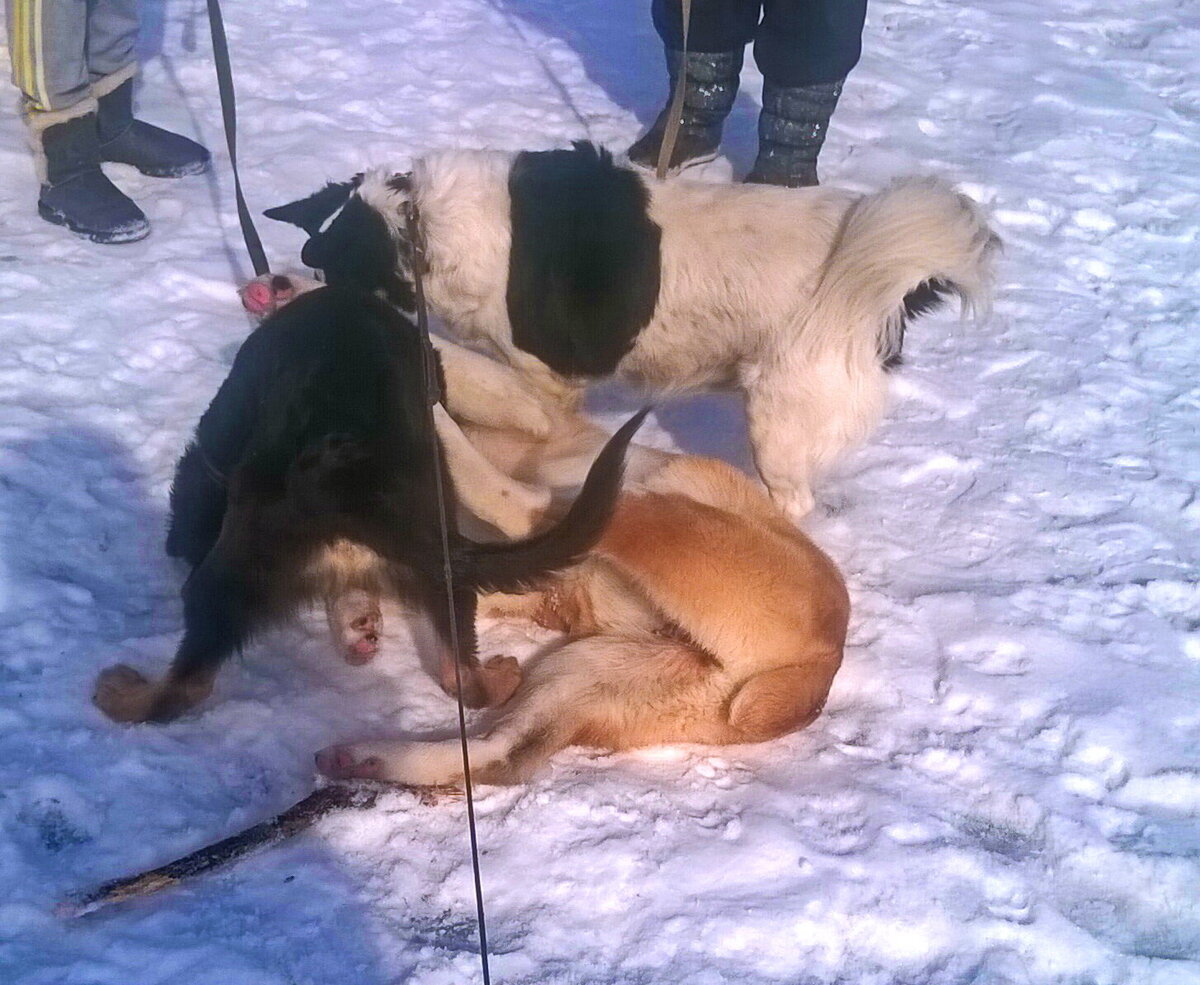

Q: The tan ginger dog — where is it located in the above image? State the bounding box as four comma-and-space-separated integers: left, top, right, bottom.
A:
321, 406, 848, 785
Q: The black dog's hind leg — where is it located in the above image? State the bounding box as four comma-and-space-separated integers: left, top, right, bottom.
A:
94, 542, 260, 722
165, 443, 228, 567
96, 478, 291, 723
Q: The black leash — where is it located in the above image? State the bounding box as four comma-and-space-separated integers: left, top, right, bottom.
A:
197, 0, 267, 482
205, 0, 270, 277
405, 203, 493, 985
203, 4, 491, 979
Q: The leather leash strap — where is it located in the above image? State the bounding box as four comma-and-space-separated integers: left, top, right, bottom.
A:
405, 202, 493, 985
206, 0, 270, 277
655, 0, 693, 180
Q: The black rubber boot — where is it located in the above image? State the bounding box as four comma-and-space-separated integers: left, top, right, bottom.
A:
97, 79, 210, 178
745, 79, 844, 188
628, 48, 743, 174
36, 111, 150, 244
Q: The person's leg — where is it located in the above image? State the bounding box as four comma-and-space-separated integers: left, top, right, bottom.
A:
84, 0, 138, 81
746, 0, 867, 186
6, 0, 148, 242
628, 0, 760, 173
88, 0, 211, 177
651, 0, 760, 53
6, 0, 92, 111
754, 0, 866, 87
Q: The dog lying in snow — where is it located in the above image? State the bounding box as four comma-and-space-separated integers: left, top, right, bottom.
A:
235, 274, 848, 786
308, 361, 850, 786
92, 282, 644, 724
265, 141, 998, 521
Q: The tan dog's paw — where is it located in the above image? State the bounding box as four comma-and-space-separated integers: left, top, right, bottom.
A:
93, 664, 157, 723
439, 654, 522, 708
342, 611, 381, 665
479, 655, 522, 706
315, 744, 386, 780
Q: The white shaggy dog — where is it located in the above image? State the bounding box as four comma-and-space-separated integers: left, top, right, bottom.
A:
266, 143, 998, 520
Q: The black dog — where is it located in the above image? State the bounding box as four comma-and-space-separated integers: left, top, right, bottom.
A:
93, 285, 643, 723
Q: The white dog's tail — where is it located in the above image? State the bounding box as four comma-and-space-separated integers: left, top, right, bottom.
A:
806, 178, 999, 366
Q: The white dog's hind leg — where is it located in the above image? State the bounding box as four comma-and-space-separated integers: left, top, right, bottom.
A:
316, 733, 521, 787
316, 681, 573, 787
745, 353, 888, 522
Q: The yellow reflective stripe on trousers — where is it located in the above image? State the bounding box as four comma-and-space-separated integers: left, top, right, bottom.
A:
11, 0, 50, 110
10, 0, 27, 93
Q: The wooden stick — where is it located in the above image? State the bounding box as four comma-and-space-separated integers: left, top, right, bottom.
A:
58, 781, 455, 918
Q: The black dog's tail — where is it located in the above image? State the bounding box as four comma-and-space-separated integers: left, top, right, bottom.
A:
461, 408, 649, 592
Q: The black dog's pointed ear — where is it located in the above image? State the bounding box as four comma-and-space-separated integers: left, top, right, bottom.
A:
263, 179, 357, 235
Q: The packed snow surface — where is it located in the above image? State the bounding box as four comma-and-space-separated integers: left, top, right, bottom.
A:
1, 0, 1198, 982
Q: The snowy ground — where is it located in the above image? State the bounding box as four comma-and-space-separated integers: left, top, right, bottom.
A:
2, 0, 1199, 982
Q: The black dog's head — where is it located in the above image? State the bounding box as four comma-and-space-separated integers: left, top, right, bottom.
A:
264, 172, 416, 312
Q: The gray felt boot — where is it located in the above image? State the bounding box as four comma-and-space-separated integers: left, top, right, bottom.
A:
628, 48, 743, 174
745, 79, 843, 188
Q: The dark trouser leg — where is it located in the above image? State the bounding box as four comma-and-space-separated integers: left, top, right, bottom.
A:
746, 0, 867, 187
650, 0, 760, 51
753, 0, 866, 86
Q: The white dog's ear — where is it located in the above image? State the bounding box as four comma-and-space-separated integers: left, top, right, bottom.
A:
264, 178, 359, 235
